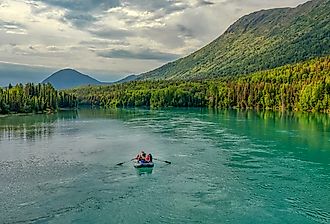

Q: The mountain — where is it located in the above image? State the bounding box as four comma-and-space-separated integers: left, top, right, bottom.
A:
42, 69, 138, 89
113, 75, 138, 84
42, 69, 102, 89
140, 0, 330, 80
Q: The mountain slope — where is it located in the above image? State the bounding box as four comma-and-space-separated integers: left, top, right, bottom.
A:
42, 69, 102, 89
114, 75, 138, 84
140, 0, 330, 80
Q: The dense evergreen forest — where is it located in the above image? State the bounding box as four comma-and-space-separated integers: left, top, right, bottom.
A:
0, 83, 77, 114
68, 57, 330, 113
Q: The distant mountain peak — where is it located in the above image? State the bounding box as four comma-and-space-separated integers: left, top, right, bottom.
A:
42, 69, 101, 89
42, 69, 139, 89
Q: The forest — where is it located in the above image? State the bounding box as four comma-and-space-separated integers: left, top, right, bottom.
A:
0, 83, 77, 114
68, 56, 330, 113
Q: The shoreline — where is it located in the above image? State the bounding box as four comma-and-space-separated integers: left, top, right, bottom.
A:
0, 108, 77, 117
1, 106, 329, 118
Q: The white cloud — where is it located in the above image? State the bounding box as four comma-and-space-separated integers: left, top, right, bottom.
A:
0, 0, 309, 82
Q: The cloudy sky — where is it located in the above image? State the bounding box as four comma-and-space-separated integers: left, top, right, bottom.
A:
0, 0, 309, 85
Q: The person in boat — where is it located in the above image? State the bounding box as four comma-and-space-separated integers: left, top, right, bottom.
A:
145, 153, 153, 163
135, 151, 153, 163
135, 151, 146, 162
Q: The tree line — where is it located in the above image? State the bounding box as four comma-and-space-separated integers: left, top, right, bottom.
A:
0, 83, 77, 114
68, 56, 330, 113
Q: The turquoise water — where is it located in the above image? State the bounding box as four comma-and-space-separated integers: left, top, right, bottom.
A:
0, 108, 330, 224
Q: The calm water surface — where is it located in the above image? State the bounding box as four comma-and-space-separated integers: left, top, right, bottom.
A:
0, 108, 330, 224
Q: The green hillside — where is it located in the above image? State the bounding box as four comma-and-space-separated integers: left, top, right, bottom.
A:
139, 0, 330, 80
68, 56, 330, 113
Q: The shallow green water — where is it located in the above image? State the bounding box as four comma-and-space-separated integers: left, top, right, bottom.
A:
0, 108, 330, 224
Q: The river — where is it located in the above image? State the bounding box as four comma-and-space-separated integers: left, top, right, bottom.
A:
0, 108, 329, 224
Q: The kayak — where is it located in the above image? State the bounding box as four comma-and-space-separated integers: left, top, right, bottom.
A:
134, 161, 154, 168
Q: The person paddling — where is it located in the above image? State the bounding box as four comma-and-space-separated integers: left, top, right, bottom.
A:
117, 152, 158, 166
135, 150, 146, 162
135, 151, 154, 164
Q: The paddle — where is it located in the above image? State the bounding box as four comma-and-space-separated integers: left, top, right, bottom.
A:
154, 158, 171, 164
116, 158, 135, 166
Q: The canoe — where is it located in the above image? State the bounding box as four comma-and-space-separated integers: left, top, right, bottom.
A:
134, 162, 154, 168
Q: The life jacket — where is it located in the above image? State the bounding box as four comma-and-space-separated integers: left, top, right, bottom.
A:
145, 154, 152, 162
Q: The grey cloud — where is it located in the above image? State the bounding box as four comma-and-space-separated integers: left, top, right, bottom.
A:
97, 48, 179, 61
33, 0, 120, 12
197, 0, 215, 6
142, 23, 196, 49
80, 40, 122, 45
124, 0, 189, 14
220, 0, 306, 9
0, 20, 27, 34
177, 25, 194, 38
0, 1, 10, 8
24, 1, 39, 7
61, 12, 97, 28
114, 0, 214, 26
46, 46, 62, 52
144, 0, 216, 13
28, 0, 210, 42
0, 20, 26, 30
89, 27, 133, 39
11, 45, 35, 56
31, 0, 120, 28
80, 39, 129, 48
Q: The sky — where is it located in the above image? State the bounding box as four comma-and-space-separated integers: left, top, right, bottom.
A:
0, 0, 309, 85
